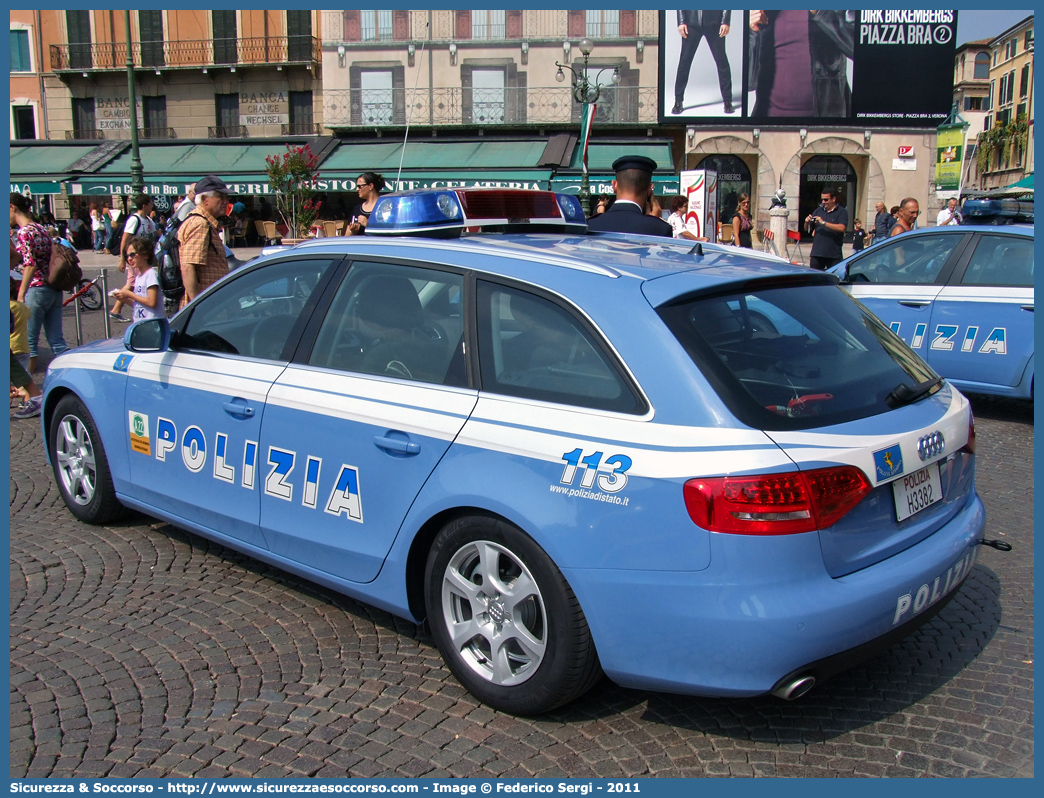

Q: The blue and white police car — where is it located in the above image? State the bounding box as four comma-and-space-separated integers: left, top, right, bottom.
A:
42, 189, 987, 715
830, 223, 1033, 399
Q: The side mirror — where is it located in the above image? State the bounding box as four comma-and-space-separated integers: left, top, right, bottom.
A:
124, 317, 171, 352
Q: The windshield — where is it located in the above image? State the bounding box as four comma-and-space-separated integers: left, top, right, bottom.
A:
657, 283, 939, 430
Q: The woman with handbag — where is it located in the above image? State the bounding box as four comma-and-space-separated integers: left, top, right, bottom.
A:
10, 192, 68, 374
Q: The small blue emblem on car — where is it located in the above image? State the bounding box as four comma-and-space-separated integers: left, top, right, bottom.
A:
873, 445, 904, 481
113, 354, 133, 372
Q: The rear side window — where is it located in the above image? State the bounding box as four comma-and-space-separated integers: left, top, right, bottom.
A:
960, 234, 1033, 286
476, 281, 643, 414
658, 283, 938, 430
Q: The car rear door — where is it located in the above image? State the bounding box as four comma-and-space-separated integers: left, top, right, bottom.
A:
257, 260, 477, 583
122, 255, 339, 549
842, 231, 971, 357
926, 231, 1034, 394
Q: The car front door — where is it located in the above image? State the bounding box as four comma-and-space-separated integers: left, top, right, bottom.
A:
927, 232, 1034, 394
258, 260, 477, 583
842, 231, 971, 358
122, 256, 338, 549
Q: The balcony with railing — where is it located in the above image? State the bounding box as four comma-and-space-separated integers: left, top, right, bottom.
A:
50, 36, 320, 73
324, 86, 657, 128
322, 10, 659, 44
209, 125, 249, 139
281, 122, 323, 136
65, 127, 177, 141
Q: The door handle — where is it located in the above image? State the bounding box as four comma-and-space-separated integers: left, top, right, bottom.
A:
222, 401, 255, 418
374, 435, 421, 456
1021, 305, 1034, 312
898, 300, 931, 308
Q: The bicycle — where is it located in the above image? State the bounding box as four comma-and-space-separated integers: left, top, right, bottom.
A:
62, 274, 104, 312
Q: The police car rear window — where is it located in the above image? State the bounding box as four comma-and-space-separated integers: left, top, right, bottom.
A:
658, 283, 939, 430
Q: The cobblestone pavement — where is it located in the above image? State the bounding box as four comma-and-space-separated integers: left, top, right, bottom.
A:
9, 285, 1034, 778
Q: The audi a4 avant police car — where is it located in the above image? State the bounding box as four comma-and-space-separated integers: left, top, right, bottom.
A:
830, 221, 1033, 400
42, 189, 986, 714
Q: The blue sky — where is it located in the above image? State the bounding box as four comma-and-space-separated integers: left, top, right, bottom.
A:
956, 9, 1033, 45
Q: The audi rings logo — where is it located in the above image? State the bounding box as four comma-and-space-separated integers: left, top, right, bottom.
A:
917, 431, 946, 461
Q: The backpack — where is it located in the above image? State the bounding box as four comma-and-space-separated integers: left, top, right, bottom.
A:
106, 213, 128, 255
47, 240, 83, 292
156, 212, 188, 302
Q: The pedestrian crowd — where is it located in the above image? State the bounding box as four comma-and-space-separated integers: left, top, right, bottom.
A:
10, 164, 948, 420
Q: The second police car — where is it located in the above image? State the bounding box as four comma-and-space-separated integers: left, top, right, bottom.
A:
42, 189, 990, 714
830, 212, 1033, 400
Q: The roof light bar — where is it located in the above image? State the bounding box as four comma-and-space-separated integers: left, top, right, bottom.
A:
366, 189, 588, 238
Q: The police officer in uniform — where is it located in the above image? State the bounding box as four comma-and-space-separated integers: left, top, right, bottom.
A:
587, 156, 673, 238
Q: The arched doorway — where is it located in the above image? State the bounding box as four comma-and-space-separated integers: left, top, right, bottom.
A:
696, 154, 752, 232
799, 155, 856, 239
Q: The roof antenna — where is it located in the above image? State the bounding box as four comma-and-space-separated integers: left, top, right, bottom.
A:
688, 241, 704, 256
396, 23, 430, 189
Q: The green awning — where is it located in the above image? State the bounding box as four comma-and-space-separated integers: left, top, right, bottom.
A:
554, 140, 679, 195
319, 140, 553, 191
1007, 174, 1034, 190
10, 144, 102, 193
567, 141, 675, 173
69, 142, 286, 196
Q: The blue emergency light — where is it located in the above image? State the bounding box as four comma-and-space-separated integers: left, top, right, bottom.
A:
366, 188, 588, 237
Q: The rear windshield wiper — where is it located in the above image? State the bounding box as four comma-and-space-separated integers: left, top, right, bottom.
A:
887, 377, 944, 408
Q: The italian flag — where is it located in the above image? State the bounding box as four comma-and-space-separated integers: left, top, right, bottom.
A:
580, 103, 597, 175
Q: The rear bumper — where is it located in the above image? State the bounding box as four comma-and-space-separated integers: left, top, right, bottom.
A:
564, 493, 986, 697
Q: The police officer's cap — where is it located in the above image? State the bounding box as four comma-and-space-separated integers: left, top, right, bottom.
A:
612, 155, 658, 174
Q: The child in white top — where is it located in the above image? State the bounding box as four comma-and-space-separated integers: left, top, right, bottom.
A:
111, 237, 163, 323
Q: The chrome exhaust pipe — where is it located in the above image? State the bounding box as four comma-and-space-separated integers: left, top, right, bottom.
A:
771, 674, 816, 701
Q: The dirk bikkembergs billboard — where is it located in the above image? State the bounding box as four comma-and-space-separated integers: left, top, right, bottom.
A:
659, 10, 958, 127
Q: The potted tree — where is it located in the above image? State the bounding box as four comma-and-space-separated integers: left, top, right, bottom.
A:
265, 144, 323, 243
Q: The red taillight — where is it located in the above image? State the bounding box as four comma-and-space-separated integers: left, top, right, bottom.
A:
683, 466, 872, 535
965, 412, 976, 454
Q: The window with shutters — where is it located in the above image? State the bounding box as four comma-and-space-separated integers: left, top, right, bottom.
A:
362, 71, 394, 125
289, 91, 314, 134
586, 11, 620, 38
571, 62, 633, 124
287, 11, 312, 62
349, 65, 405, 125
461, 61, 526, 124
472, 69, 506, 123
215, 93, 240, 136
1019, 65, 1029, 98
139, 11, 164, 68
143, 96, 167, 138
72, 98, 96, 138
361, 10, 393, 42
66, 11, 92, 70
344, 11, 406, 42
471, 10, 505, 40
212, 11, 237, 65
11, 28, 32, 72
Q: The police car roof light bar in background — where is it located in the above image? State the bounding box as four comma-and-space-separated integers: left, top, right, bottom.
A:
366, 189, 588, 238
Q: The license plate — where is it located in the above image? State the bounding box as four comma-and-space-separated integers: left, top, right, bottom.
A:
893, 463, 943, 522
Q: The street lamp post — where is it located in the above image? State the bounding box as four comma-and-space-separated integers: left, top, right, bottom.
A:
555, 38, 619, 215
124, 11, 144, 196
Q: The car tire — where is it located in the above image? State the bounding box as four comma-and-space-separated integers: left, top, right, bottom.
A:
48, 395, 126, 525
424, 515, 602, 715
